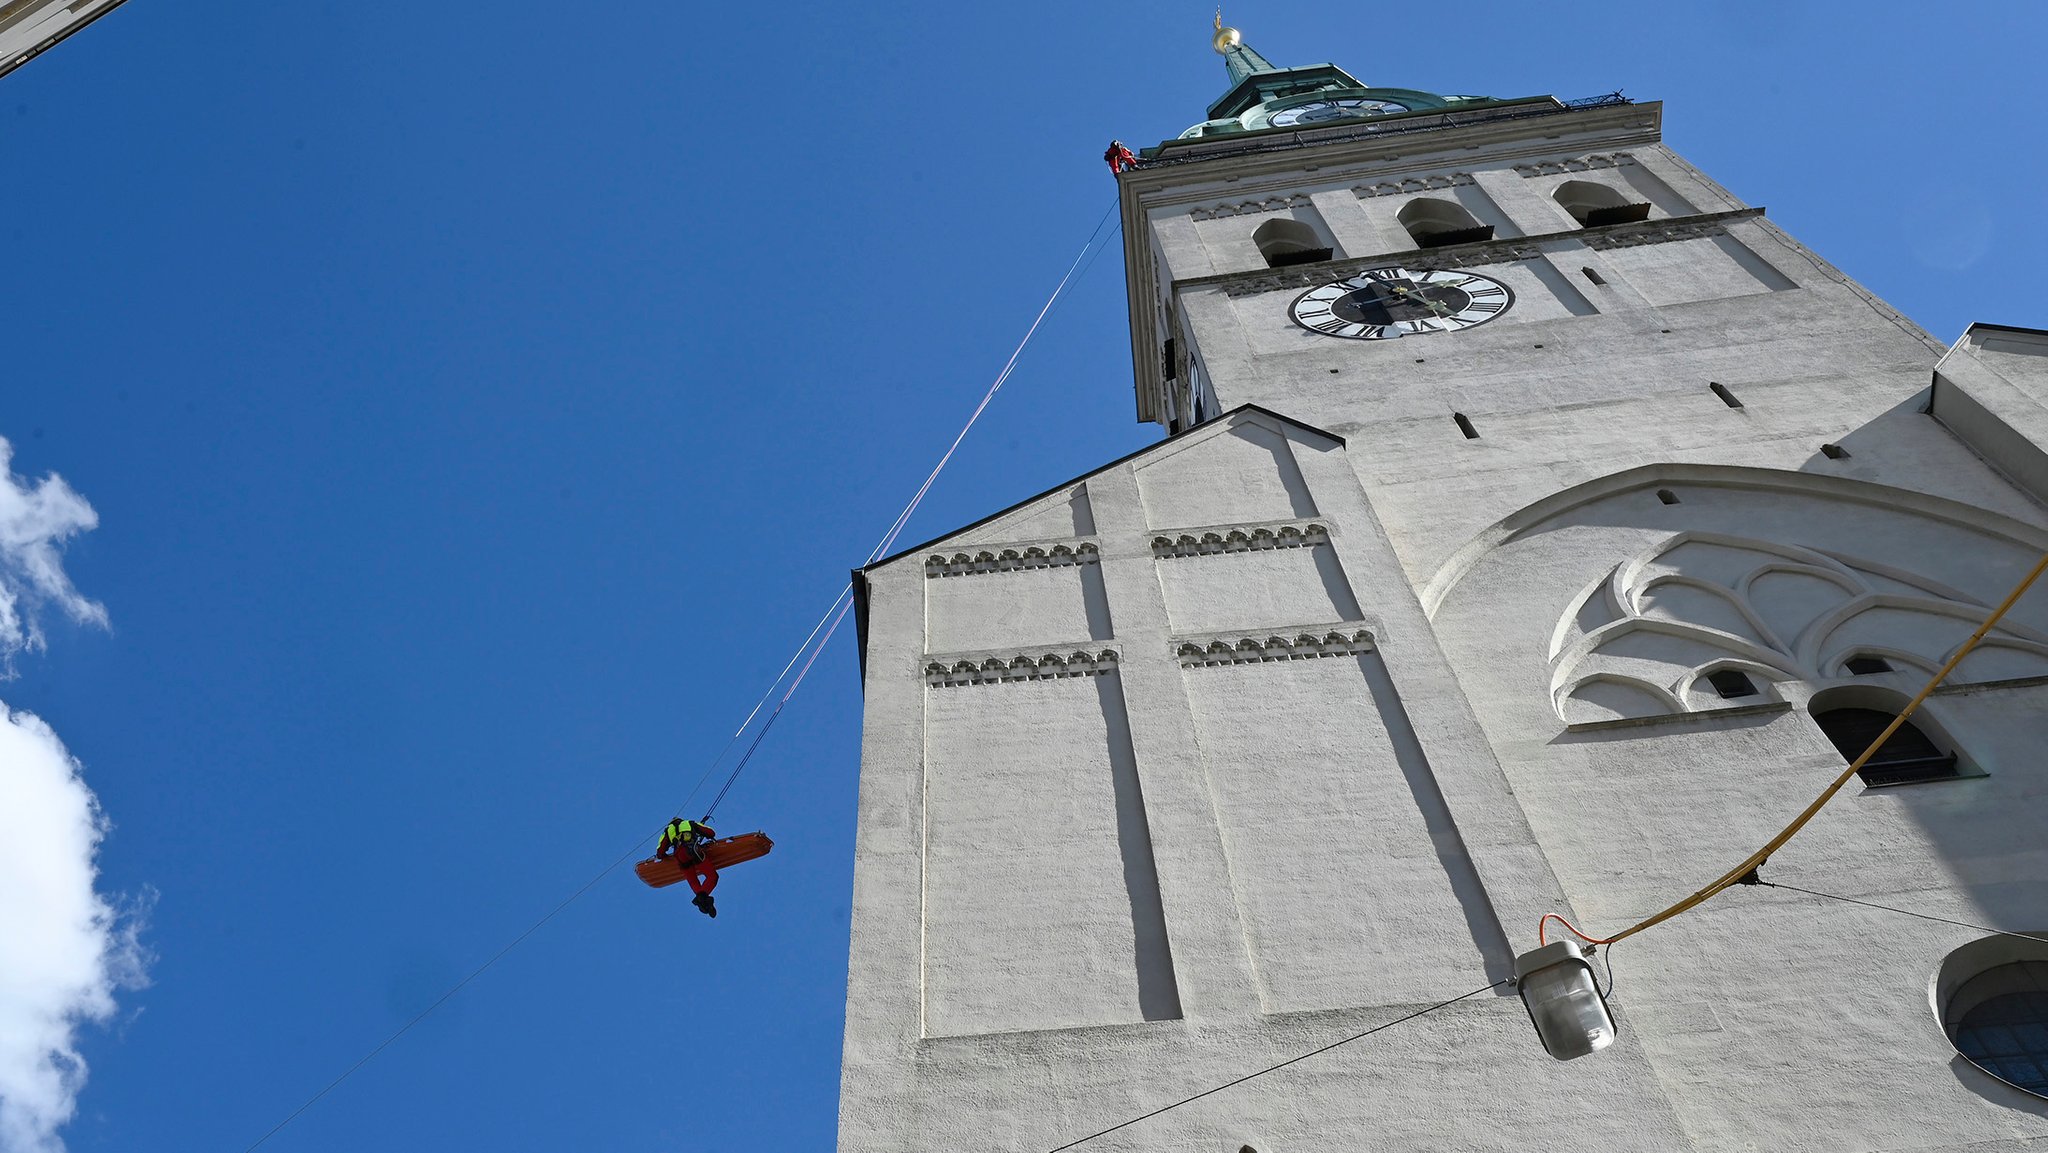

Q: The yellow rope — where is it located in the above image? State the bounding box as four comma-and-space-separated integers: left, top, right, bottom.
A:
1577, 549, 2048, 946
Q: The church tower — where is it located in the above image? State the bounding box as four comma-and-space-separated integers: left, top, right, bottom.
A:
841, 22, 2048, 1152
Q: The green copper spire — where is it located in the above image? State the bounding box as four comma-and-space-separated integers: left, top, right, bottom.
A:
1157, 16, 1504, 145
1212, 12, 1275, 87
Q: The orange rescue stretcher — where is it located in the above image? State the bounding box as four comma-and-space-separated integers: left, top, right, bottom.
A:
634, 831, 775, 889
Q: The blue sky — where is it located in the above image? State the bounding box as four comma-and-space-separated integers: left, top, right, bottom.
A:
1, 2, 2044, 1150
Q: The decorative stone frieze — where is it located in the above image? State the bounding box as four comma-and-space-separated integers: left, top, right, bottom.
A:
1189, 194, 1313, 221
924, 541, 1099, 579
1199, 207, 1764, 297
1354, 173, 1475, 199
1151, 523, 1330, 559
924, 648, 1120, 688
1176, 628, 1375, 668
1512, 152, 1637, 177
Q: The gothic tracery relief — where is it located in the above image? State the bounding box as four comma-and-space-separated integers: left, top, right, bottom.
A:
1548, 532, 2048, 724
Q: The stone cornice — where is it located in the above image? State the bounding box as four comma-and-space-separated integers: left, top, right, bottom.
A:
924, 647, 1119, 688
1121, 101, 1662, 212
924, 541, 1099, 579
1151, 522, 1330, 560
1176, 628, 1375, 668
1563, 699, 1794, 734
1185, 207, 1765, 298
1580, 214, 1744, 250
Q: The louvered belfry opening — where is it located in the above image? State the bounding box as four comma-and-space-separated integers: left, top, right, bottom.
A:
1579, 203, 1654, 227
1814, 707, 1960, 786
1252, 218, 1331, 269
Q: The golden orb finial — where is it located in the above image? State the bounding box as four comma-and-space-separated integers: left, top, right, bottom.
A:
1212, 8, 1241, 54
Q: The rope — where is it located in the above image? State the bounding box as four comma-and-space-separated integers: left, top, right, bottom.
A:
701, 595, 855, 821
861, 194, 1121, 569
670, 584, 855, 822
1752, 881, 2048, 948
1539, 549, 2048, 949
237, 192, 1126, 1151
694, 192, 1122, 821
1042, 980, 1506, 1152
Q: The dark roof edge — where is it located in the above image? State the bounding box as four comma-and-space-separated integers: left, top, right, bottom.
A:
851, 568, 870, 687
861, 403, 1345, 575
1965, 322, 2048, 338
0, 0, 134, 80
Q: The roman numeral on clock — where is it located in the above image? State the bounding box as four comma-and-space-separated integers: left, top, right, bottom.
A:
1293, 268, 1513, 339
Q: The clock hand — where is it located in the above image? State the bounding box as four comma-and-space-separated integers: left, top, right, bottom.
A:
1385, 283, 1455, 317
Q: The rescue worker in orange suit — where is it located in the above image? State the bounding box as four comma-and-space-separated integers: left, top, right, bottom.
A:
1104, 139, 1139, 174
657, 817, 720, 917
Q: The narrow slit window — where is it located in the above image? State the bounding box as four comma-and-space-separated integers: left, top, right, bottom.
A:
1581, 266, 1607, 286
1656, 488, 1679, 505
1821, 443, 1851, 460
1710, 382, 1743, 408
1453, 412, 1479, 439
1708, 670, 1757, 699
1845, 655, 1893, 675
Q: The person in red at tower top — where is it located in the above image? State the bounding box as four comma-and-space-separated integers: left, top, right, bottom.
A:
1104, 140, 1140, 175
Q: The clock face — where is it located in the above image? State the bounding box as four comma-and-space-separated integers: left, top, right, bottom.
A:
1290, 267, 1514, 340
1267, 97, 1409, 127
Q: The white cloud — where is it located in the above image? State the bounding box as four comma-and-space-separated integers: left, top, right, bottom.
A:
0, 437, 144, 1153
0, 438, 106, 675
0, 709, 149, 1153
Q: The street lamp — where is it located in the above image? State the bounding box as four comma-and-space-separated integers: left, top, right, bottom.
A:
1513, 940, 1616, 1060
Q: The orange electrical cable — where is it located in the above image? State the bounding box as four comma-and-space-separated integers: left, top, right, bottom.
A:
1538, 548, 2048, 949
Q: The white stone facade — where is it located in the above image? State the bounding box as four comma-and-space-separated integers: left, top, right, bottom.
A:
840, 96, 2048, 1151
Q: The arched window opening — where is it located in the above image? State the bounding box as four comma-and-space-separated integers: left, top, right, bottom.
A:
1398, 198, 1494, 249
1813, 706, 1958, 786
1656, 488, 1679, 505
1948, 959, 2048, 1097
1253, 218, 1332, 269
1821, 442, 1852, 460
1845, 655, 1893, 675
1553, 179, 1653, 228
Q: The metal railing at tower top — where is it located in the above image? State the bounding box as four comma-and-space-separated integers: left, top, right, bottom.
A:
1135, 92, 1634, 170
